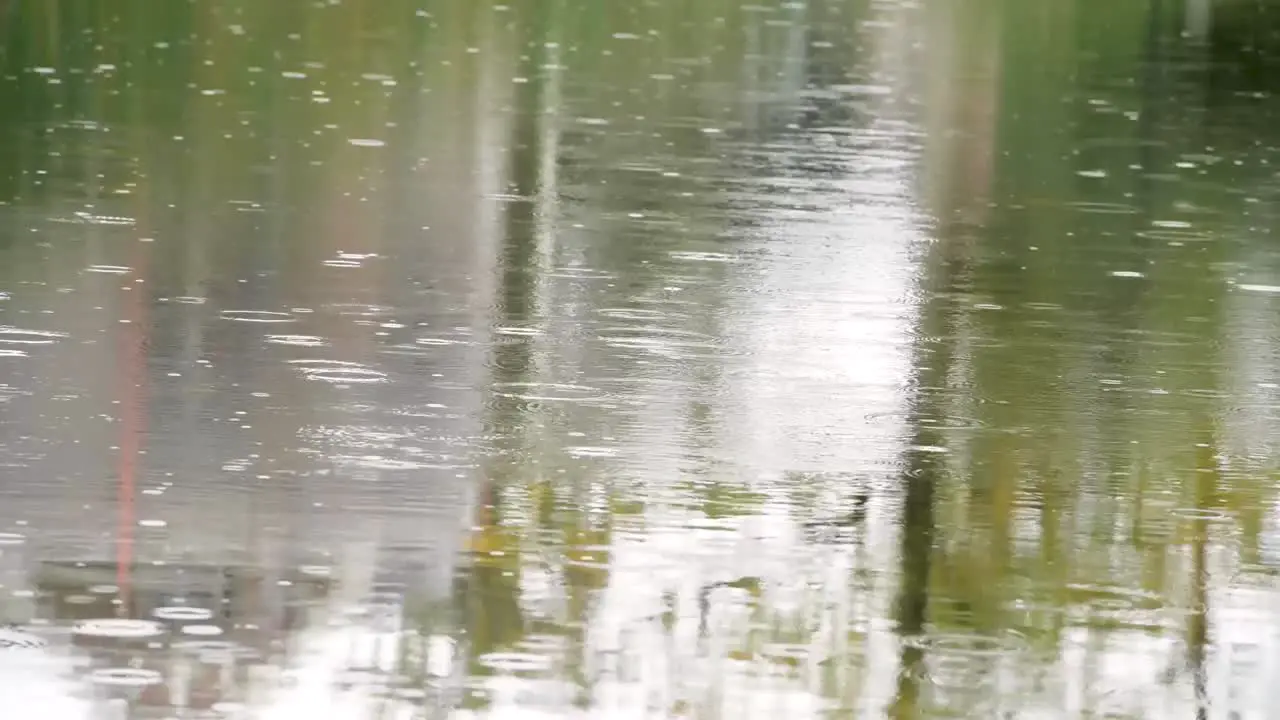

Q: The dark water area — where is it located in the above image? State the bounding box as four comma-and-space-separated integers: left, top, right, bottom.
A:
1, 0, 1280, 717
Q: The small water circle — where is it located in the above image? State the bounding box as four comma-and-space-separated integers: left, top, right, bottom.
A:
491, 382, 604, 402
1237, 283, 1280, 295
220, 310, 296, 323
476, 651, 554, 673
494, 326, 542, 337
73, 619, 166, 639
566, 446, 619, 459
668, 250, 741, 263
414, 336, 470, 346
596, 307, 669, 321
90, 668, 164, 687
1169, 507, 1231, 522
286, 359, 388, 384
266, 334, 328, 347
326, 303, 393, 317
1068, 201, 1138, 215
759, 643, 810, 663
517, 635, 568, 655
596, 325, 721, 354
302, 367, 388, 384
0, 328, 67, 344
1136, 228, 1213, 243
866, 411, 982, 430
547, 266, 615, 280
172, 639, 238, 654
154, 606, 214, 622
1065, 583, 1163, 611
906, 632, 1023, 657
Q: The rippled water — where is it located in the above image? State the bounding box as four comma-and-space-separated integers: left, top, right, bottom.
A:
1, 0, 1280, 717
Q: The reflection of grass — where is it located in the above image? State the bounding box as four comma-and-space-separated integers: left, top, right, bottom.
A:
679, 479, 766, 520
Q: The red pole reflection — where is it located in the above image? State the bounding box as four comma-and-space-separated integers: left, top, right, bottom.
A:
116, 227, 152, 617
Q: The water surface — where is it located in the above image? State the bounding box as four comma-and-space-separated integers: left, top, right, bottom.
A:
1, 0, 1280, 717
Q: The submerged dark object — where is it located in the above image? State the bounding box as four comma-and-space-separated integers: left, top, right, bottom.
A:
0, 624, 46, 649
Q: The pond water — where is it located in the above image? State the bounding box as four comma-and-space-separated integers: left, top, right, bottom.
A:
1, 0, 1279, 717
